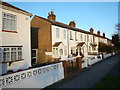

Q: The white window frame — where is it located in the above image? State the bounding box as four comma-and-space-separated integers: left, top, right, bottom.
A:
52, 47, 58, 55
0, 47, 23, 63
75, 32, 78, 41
2, 12, 17, 31
80, 34, 83, 41
56, 28, 60, 38
70, 31, 73, 40
0, 48, 3, 62
11, 48, 17, 61
84, 35, 86, 42
3, 48, 11, 62
63, 30, 66, 39
59, 49, 63, 55
18, 47, 22, 60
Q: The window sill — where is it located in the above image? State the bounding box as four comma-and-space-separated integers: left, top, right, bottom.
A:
2, 30, 17, 33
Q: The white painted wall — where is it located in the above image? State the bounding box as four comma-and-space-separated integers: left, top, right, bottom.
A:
1, 8, 31, 74
52, 25, 68, 58
1, 62, 64, 88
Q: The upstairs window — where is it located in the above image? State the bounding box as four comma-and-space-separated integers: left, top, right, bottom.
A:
56, 28, 60, 38
2, 12, 16, 31
84, 35, 86, 42
80, 34, 83, 41
70, 31, 73, 40
63, 30, 66, 39
75, 32, 78, 41
91, 36, 93, 42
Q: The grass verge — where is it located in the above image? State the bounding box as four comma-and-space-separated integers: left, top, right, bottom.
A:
93, 75, 120, 88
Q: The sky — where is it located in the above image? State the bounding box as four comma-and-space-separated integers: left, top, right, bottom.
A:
8, 2, 118, 39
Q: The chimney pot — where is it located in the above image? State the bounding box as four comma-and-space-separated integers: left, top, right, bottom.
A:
47, 11, 56, 21
90, 28, 94, 34
103, 33, 105, 37
69, 21, 76, 27
97, 31, 100, 36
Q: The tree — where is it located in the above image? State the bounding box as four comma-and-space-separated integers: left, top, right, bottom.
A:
112, 34, 120, 48
98, 42, 114, 53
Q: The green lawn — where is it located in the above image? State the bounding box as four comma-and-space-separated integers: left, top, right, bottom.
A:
93, 75, 120, 88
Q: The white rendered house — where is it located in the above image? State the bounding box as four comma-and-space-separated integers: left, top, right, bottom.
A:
31, 11, 103, 64
0, 2, 32, 75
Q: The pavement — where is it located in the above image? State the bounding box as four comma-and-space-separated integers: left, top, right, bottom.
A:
45, 53, 120, 88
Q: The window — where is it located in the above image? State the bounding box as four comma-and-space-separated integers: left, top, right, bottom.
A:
64, 48, 67, 56
2, 12, 16, 31
91, 36, 92, 42
18, 47, 22, 60
3, 48, 10, 62
11, 48, 17, 61
0, 47, 23, 62
84, 35, 86, 42
0, 48, 3, 62
75, 32, 78, 41
53, 48, 59, 55
56, 48, 58, 54
70, 31, 73, 40
80, 34, 83, 41
63, 30, 66, 39
71, 47, 76, 54
92, 46, 96, 50
88, 36, 89, 42
59, 49, 63, 55
56, 28, 59, 38
53, 48, 56, 55
31, 49, 37, 65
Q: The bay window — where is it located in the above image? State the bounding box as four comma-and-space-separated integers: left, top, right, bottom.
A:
0, 47, 23, 63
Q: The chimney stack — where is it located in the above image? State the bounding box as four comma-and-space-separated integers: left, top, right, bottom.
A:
47, 11, 56, 21
90, 28, 94, 34
69, 21, 76, 28
97, 31, 100, 36
103, 33, 105, 37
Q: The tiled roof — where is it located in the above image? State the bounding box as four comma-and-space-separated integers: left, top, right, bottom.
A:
53, 42, 62, 47
35, 15, 111, 41
2, 2, 32, 16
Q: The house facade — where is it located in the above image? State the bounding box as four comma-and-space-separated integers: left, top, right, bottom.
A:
31, 11, 110, 64
0, 2, 32, 75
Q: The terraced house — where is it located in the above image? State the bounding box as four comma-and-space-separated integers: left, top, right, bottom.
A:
31, 11, 111, 64
0, 2, 32, 75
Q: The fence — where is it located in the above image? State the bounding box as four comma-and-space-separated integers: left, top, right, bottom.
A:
82, 53, 113, 67
0, 62, 64, 88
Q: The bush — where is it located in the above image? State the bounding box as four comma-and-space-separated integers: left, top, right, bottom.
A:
98, 42, 114, 53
